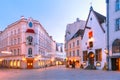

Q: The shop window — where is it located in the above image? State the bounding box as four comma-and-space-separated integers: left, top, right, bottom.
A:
95, 49, 102, 61
83, 51, 87, 61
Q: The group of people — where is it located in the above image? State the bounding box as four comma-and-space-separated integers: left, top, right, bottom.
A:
66, 60, 84, 69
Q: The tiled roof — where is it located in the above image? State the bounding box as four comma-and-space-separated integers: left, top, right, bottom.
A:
93, 11, 106, 24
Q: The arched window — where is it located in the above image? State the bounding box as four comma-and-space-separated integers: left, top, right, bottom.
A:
28, 48, 32, 57
27, 36, 33, 45
112, 39, 120, 53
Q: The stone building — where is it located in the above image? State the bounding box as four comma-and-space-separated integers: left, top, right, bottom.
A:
0, 16, 56, 69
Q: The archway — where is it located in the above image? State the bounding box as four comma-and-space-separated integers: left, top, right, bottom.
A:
88, 52, 94, 66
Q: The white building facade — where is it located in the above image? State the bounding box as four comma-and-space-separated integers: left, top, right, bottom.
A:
0, 17, 56, 69
106, 0, 120, 70
55, 43, 66, 65
81, 7, 107, 70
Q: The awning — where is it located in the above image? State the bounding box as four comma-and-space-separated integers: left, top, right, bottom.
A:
26, 29, 35, 33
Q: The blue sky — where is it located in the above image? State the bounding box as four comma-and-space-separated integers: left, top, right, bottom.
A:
0, 0, 106, 43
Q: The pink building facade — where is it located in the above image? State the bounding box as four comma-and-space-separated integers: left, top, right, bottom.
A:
0, 17, 56, 69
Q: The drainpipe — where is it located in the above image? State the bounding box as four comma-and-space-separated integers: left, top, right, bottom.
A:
106, 0, 109, 70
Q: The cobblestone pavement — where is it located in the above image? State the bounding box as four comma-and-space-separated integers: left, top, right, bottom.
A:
0, 65, 120, 80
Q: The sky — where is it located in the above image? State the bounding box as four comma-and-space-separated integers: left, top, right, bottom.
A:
0, 0, 106, 43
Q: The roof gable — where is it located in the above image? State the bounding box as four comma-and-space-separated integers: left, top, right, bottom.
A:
83, 7, 106, 34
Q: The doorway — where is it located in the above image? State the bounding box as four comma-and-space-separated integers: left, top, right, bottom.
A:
111, 58, 119, 70
27, 58, 33, 69
88, 52, 94, 66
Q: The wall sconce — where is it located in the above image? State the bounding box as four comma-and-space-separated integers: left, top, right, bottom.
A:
96, 62, 101, 67
83, 62, 86, 66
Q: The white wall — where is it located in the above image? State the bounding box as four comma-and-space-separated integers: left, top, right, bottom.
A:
82, 11, 107, 69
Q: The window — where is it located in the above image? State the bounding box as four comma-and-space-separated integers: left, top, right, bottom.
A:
28, 48, 32, 57
14, 30, 16, 35
95, 49, 102, 61
27, 36, 33, 45
116, 18, 120, 31
69, 52, 71, 57
77, 40, 79, 46
11, 31, 13, 35
18, 38, 20, 44
116, 0, 120, 11
11, 39, 13, 45
83, 51, 87, 61
69, 43, 71, 48
14, 39, 16, 44
88, 31, 93, 38
14, 49, 16, 55
18, 29, 20, 34
73, 42, 75, 47
89, 41, 93, 48
18, 49, 20, 55
73, 51, 75, 56
112, 39, 120, 53
11, 50, 13, 54
77, 50, 79, 56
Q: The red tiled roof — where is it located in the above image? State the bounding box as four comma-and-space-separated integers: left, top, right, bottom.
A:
26, 29, 35, 33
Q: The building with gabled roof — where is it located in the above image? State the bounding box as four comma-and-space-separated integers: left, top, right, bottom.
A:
81, 6, 107, 70
65, 27, 84, 68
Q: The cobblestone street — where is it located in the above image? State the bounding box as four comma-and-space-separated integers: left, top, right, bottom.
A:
0, 65, 120, 80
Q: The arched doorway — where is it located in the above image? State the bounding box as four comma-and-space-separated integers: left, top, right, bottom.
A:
88, 52, 94, 66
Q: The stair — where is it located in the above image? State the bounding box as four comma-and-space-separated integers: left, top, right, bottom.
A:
85, 65, 96, 70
